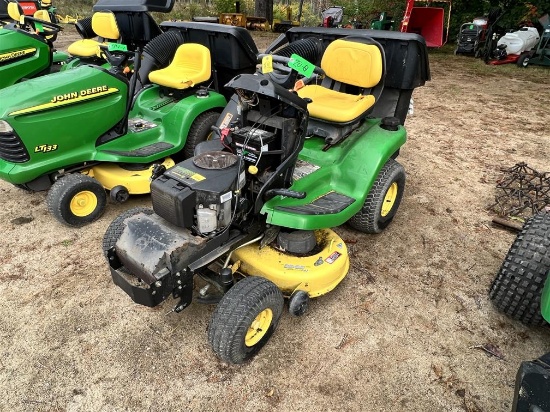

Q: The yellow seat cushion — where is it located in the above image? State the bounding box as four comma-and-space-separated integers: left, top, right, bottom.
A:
149, 43, 211, 90
91, 11, 120, 40
7, 3, 22, 21
297, 38, 383, 123
321, 40, 383, 88
68, 39, 101, 57
298, 85, 375, 122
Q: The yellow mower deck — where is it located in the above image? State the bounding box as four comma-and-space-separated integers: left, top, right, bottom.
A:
232, 229, 349, 298
85, 158, 175, 194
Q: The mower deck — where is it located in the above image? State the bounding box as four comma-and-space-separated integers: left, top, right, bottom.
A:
232, 229, 349, 298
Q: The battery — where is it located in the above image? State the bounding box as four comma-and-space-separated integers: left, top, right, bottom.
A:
230, 126, 278, 170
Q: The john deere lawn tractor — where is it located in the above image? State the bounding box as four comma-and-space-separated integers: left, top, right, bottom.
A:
0, 0, 69, 88
0, 0, 261, 227
489, 212, 550, 411
103, 27, 430, 363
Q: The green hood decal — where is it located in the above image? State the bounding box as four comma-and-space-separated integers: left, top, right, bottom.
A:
9, 85, 120, 116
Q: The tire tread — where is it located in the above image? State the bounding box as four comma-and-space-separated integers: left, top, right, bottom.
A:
489, 213, 550, 326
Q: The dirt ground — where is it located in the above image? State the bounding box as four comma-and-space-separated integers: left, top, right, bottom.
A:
1, 25, 549, 412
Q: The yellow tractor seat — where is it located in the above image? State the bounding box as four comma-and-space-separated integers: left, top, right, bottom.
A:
7, 2, 23, 22
33, 9, 50, 21
68, 39, 101, 57
91, 10, 121, 40
149, 43, 212, 90
67, 11, 121, 59
32, 9, 56, 40
297, 38, 384, 123
298, 86, 376, 123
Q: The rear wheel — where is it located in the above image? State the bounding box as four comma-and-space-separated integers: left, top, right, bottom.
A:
489, 213, 550, 326
47, 174, 107, 227
182, 111, 220, 159
348, 159, 405, 234
102, 207, 154, 256
208, 276, 284, 364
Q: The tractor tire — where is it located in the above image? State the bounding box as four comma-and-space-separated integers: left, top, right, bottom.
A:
348, 158, 405, 234
47, 174, 107, 227
208, 276, 284, 364
182, 111, 220, 159
517, 52, 530, 68
489, 213, 550, 326
102, 207, 154, 257
474, 48, 482, 58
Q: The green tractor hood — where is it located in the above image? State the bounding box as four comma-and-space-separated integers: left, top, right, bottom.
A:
0, 26, 51, 88
0, 65, 127, 184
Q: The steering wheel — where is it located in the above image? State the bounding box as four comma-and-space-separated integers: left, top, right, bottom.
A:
258, 53, 324, 89
259, 53, 324, 76
24, 15, 63, 36
98, 43, 135, 71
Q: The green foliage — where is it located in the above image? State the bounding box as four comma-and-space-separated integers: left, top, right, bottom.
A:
54, 0, 93, 17
214, 0, 255, 14
51, 0, 550, 31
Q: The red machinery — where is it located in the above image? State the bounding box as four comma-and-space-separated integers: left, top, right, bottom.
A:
400, 0, 452, 47
16, 1, 42, 16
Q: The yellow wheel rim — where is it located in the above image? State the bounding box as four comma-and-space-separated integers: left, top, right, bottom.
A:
245, 308, 273, 347
70, 190, 98, 217
381, 182, 398, 217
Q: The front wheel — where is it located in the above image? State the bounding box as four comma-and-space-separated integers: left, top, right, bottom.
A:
489, 213, 550, 326
348, 158, 405, 234
208, 276, 284, 364
47, 174, 107, 227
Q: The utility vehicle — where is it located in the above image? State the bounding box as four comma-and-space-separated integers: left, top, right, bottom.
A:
489, 212, 550, 411
103, 26, 430, 363
0, 0, 262, 226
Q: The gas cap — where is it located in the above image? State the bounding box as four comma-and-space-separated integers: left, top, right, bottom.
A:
381, 116, 400, 131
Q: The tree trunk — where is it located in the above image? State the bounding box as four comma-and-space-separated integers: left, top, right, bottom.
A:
255, 0, 273, 23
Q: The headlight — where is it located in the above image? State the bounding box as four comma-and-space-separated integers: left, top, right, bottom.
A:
0, 120, 13, 134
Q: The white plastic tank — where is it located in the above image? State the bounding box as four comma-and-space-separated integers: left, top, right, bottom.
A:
497, 27, 540, 55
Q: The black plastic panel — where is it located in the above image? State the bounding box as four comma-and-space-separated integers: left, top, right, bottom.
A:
93, 0, 174, 13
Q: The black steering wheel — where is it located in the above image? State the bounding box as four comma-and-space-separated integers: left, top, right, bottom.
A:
259, 53, 324, 76
23, 15, 63, 36
98, 43, 135, 71
258, 53, 324, 89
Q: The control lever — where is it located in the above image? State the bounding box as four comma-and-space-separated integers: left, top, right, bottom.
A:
265, 189, 306, 199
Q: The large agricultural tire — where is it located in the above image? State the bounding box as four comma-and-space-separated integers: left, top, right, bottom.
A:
348, 158, 405, 234
102, 207, 154, 257
182, 111, 220, 159
489, 213, 550, 326
47, 174, 107, 227
208, 276, 284, 364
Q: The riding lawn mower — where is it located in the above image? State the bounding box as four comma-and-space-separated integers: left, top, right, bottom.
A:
0, 0, 264, 227
103, 26, 430, 363
0, 0, 70, 88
